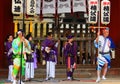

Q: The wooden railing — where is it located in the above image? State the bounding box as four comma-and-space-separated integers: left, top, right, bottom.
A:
14, 21, 98, 65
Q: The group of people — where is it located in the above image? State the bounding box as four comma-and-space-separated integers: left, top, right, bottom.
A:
5, 30, 38, 84
5, 27, 115, 84
41, 32, 77, 81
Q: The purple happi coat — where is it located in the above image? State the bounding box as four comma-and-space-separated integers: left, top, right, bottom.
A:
64, 41, 77, 77
5, 41, 13, 65
41, 38, 57, 63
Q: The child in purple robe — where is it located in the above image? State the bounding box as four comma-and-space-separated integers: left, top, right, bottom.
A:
63, 35, 77, 80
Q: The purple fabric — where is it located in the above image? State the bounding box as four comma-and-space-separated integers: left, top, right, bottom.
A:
26, 54, 34, 62
67, 71, 74, 77
33, 52, 37, 69
63, 41, 77, 77
26, 42, 34, 62
45, 50, 57, 62
66, 35, 74, 39
64, 41, 77, 58
41, 38, 58, 62
5, 42, 13, 65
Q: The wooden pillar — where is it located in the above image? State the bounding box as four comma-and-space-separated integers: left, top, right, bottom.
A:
37, 23, 41, 37
80, 41, 83, 64
85, 41, 88, 64
0, 2, 4, 68
25, 22, 29, 35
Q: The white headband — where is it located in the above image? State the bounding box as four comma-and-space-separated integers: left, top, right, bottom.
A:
17, 31, 22, 34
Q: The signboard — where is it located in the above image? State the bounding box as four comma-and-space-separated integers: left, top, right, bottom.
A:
88, 0, 98, 24
58, 0, 71, 13
12, 0, 23, 14
36, 0, 40, 14
27, 0, 36, 15
42, 0, 56, 14
12, 0, 87, 14
73, 0, 86, 12
101, 0, 110, 24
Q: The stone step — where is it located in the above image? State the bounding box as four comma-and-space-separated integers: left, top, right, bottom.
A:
34, 73, 91, 79
34, 66, 120, 78
0, 65, 120, 79
35, 69, 95, 75
38, 64, 96, 69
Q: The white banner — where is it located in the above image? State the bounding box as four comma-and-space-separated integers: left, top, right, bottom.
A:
101, 0, 110, 24
36, 0, 40, 14
42, 0, 56, 14
27, 0, 36, 15
73, 0, 86, 12
58, 0, 71, 13
12, 0, 23, 14
88, 0, 98, 24
12, 0, 87, 15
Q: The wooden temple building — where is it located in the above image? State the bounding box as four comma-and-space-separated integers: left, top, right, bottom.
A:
0, 0, 120, 75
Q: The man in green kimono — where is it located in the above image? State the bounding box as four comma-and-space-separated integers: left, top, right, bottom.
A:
12, 30, 31, 84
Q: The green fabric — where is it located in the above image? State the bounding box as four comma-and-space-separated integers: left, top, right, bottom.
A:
12, 37, 26, 76
12, 37, 21, 55
13, 57, 26, 76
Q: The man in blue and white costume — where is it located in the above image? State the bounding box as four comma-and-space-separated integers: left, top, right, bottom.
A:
94, 27, 115, 82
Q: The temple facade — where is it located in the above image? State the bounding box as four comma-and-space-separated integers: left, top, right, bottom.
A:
0, 0, 120, 69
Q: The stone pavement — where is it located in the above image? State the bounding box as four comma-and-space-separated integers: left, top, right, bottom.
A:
0, 77, 120, 84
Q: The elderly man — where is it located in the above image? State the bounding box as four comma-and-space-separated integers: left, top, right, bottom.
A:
94, 27, 115, 82
12, 30, 31, 84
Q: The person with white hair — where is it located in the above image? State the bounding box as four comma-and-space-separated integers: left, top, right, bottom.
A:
12, 30, 30, 84
94, 27, 115, 82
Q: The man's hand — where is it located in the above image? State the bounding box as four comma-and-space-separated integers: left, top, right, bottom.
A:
45, 47, 51, 53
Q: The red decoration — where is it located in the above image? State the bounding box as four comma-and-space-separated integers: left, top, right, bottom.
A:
68, 57, 71, 70
25, 14, 29, 18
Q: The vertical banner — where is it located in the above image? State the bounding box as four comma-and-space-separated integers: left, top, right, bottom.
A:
36, 0, 40, 14
88, 0, 98, 24
58, 0, 71, 13
101, 0, 110, 24
73, 0, 86, 12
12, 0, 23, 14
42, 0, 56, 14
37, 23, 40, 37
27, 0, 36, 15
